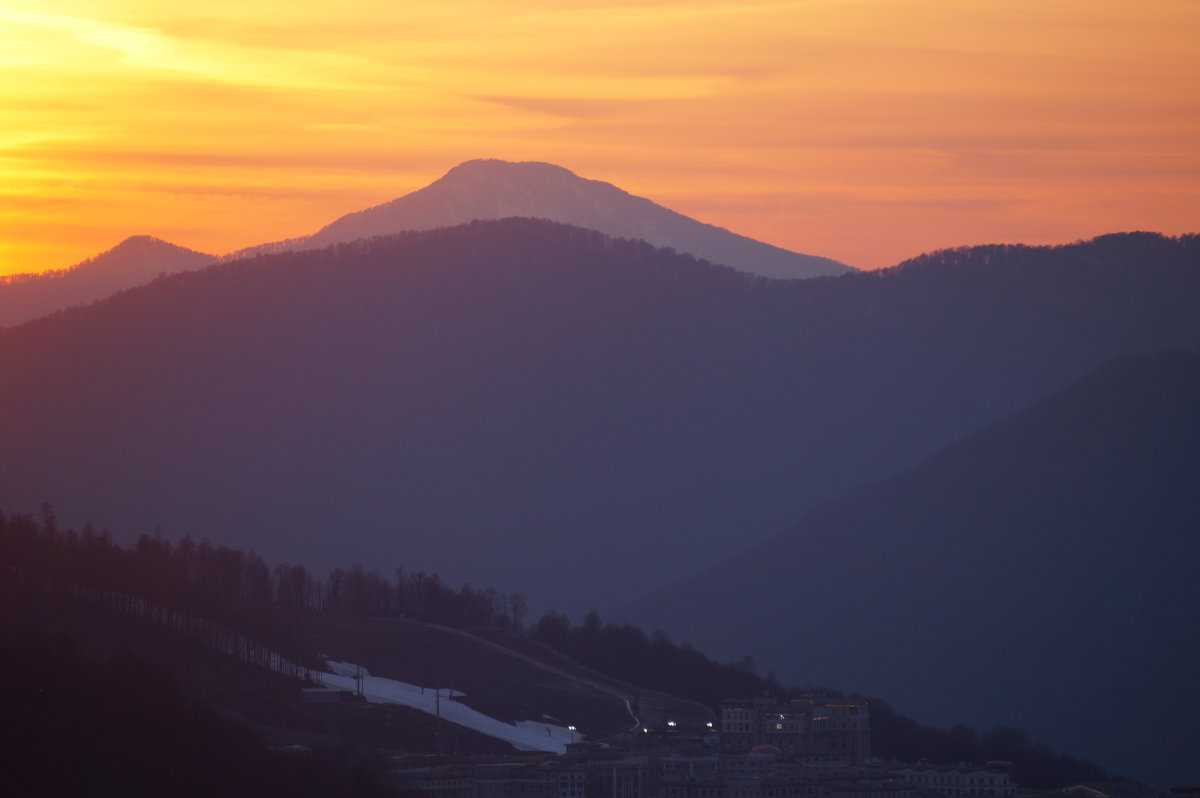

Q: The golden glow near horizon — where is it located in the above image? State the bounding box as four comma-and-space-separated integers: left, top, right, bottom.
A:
1, 0, 1197, 274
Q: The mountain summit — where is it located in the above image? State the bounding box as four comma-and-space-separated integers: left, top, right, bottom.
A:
229, 159, 853, 279
0, 236, 215, 327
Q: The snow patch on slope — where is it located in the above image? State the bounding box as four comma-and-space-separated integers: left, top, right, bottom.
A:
320, 660, 578, 753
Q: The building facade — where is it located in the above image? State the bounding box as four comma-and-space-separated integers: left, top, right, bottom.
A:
720, 697, 870, 765
894, 764, 1015, 798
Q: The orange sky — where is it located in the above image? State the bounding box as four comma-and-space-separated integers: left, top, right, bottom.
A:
1, 0, 1197, 275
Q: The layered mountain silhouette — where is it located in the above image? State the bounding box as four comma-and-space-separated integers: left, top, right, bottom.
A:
6, 161, 845, 326
0, 236, 215, 327
1, 221, 1196, 617
225, 159, 853, 279
620, 349, 1200, 788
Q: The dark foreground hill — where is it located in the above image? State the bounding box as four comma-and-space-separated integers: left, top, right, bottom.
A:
622, 350, 1200, 787
0, 236, 215, 327
0, 222, 1197, 619
0, 630, 396, 798
1, 511, 708, 771
0, 507, 1099, 788
226, 159, 853, 279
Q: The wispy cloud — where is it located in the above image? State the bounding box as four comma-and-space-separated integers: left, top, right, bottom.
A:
0, 7, 380, 90
1, 0, 1197, 274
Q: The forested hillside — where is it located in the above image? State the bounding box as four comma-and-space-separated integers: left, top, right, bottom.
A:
625, 349, 1200, 787
3, 507, 1104, 788
0, 236, 214, 327
0, 630, 394, 798
2, 222, 1195, 617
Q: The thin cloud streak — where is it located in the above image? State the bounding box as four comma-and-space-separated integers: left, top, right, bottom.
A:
1, 0, 1197, 273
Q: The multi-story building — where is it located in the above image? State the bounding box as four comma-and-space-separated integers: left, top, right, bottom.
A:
389, 760, 586, 798
720, 696, 870, 764
827, 777, 917, 798
894, 763, 1015, 798
389, 765, 476, 798
662, 755, 721, 783
586, 754, 649, 798
660, 775, 821, 798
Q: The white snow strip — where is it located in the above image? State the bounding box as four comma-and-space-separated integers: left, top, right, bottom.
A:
320, 660, 578, 753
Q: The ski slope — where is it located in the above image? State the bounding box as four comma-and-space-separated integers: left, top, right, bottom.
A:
320, 660, 578, 753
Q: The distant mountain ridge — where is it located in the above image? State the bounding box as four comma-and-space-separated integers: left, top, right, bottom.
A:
0, 236, 215, 327
2, 221, 1196, 611
620, 348, 1200, 788
3, 160, 846, 325
225, 159, 853, 279
1, 221, 1197, 784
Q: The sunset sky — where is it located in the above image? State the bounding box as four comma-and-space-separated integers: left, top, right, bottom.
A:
1, 0, 1197, 275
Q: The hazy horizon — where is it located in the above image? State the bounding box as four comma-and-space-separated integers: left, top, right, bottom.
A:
2, 1, 1198, 275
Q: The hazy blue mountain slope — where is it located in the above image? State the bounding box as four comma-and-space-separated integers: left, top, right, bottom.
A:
0, 236, 215, 327
0, 223, 1197, 620
227, 159, 852, 279
621, 349, 1200, 788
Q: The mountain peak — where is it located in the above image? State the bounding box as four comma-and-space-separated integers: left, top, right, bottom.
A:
118, 234, 169, 245
0, 236, 215, 327
280, 159, 853, 279
415, 158, 614, 205
117, 234, 174, 246
85, 235, 214, 272
442, 158, 578, 179
108, 235, 199, 256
